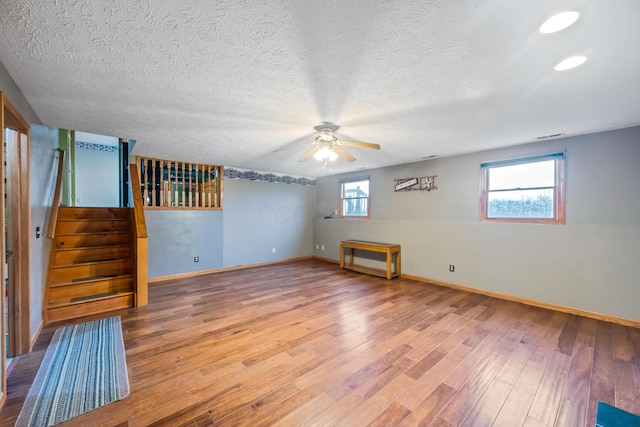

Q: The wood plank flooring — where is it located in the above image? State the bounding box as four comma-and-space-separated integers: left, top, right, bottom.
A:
1, 259, 639, 426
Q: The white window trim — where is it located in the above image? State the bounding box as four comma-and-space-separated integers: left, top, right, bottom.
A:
339, 176, 370, 219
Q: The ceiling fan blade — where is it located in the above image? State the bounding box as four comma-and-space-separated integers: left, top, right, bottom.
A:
333, 146, 356, 162
273, 132, 314, 153
340, 140, 381, 150
298, 145, 321, 162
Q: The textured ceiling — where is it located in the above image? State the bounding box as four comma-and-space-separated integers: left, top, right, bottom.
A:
1, 0, 639, 177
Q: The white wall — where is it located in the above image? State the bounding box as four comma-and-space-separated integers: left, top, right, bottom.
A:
314, 127, 640, 321
75, 139, 120, 207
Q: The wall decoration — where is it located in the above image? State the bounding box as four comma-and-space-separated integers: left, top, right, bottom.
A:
394, 175, 437, 192
76, 141, 119, 152
225, 168, 315, 186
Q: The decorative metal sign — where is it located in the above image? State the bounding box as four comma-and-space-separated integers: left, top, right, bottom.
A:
394, 175, 437, 192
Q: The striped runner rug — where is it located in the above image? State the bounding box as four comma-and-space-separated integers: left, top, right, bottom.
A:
16, 316, 130, 427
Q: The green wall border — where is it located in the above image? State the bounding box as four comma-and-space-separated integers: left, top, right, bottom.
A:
58, 129, 76, 206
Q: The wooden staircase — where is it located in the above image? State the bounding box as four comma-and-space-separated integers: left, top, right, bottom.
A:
45, 207, 137, 322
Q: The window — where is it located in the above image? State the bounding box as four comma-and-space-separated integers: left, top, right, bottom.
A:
480, 151, 565, 224
340, 177, 370, 218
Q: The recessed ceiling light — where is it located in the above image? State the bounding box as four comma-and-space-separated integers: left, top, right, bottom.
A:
554, 56, 587, 71
540, 11, 580, 33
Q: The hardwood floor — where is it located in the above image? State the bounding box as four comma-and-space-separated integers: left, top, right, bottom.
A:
1, 259, 639, 426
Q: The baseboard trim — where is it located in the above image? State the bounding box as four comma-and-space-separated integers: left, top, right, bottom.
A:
312, 255, 339, 264
401, 273, 640, 329
149, 256, 315, 284
30, 320, 44, 351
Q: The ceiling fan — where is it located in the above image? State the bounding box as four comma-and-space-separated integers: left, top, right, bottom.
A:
297, 123, 381, 164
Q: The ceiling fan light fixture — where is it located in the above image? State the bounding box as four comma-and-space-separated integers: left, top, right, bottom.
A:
539, 11, 580, 33
316, 133, 335, 143
314, 146, 338, 162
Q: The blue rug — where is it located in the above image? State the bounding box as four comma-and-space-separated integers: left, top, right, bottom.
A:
16, 316, 130, 427
597, 401, 640, 427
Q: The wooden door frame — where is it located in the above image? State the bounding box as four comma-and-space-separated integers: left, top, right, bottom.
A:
1, 92, 31, 409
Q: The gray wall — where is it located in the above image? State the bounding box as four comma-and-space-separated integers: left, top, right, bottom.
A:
0, 60, 40, 124
2, 60, 56, 338
315, 127, 640, 321
146, 210, 224, 277
145, 178, 315, 278
223, 178, 315, 267
29, 125, 60, 335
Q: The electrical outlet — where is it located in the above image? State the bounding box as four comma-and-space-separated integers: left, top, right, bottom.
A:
316, 244, 319, 250
334, 210, 338, 215
194, 256, 199, 262
449, 265, 455, 272
272, 247, 276, 253
321, 245, 325, 251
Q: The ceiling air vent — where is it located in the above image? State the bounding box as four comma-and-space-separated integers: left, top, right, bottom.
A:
536, 133, 564, 140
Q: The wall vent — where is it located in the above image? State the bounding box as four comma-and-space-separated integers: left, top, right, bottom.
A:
536, 133, 564, 140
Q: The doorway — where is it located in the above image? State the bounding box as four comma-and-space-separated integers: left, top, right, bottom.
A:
1, 93, 31, 409
74, 131, 120, 207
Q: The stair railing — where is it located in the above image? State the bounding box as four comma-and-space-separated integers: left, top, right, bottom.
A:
129, 163, 148, 306
46, 148, 65, 239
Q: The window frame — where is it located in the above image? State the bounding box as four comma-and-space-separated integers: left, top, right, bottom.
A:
479, 151, 565, 224
339, 176, 371, 219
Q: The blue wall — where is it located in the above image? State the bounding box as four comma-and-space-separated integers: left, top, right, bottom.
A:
145, 177, 315, 278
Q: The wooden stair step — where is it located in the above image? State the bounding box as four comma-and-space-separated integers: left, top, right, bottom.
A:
52, 257, 131, 268
53, 245, 132, 266
48, 291, 134, 308
46, 292, 135, 323
54, 232, 130, 249
49, 259, 132, 283
58, 207, 129, 221
50, 273, 133, 288
72, 274, 117, 282
48, 275, 134, 303
58, 218, 128, 222
56, 231, 130, 236
56, 219, 129, 234
54, 244, 131, 252
70, 291, 119, 302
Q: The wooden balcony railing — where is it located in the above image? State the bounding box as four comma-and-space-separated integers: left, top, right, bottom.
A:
136, 156, 223, 209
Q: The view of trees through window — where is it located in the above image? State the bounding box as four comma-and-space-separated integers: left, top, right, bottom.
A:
481, 153, 565, 223
488, 191, 554, 218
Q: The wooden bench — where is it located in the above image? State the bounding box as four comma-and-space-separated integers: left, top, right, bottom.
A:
339, 240, 401, 279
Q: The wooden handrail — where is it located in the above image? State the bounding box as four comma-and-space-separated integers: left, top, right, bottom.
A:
46, 148, 65, 239
130, 163, 147, 238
